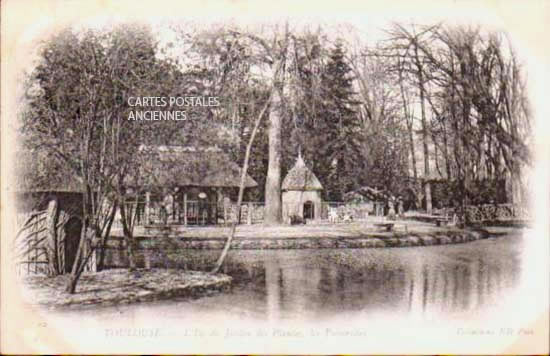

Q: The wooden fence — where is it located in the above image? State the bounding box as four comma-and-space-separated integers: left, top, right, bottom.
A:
124, 201, 266, 226
14, 204, 77, 276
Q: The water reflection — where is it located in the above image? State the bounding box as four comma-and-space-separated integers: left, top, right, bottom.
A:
63, 233, 524, 323
206, 234, 522, 321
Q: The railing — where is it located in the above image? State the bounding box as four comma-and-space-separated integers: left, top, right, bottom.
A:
236, 202, 265, 224
141, 201, 218, 225
126, 201, 265, 226
125, 200, 411, 226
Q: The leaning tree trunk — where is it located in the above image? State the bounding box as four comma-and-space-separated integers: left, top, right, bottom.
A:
96, 201, 117, 271
264, 85, 283, 225
119, 200, 137, 271
212, 90, 274, 273
45, 198, 60, 276
65, 217, 87, 294
65, 179, 94, 294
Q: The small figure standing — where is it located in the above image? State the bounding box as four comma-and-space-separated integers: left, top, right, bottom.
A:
387, 195, 396, 221
397, 196, 404, 218
162, 191, 174, 225
328, 208, 339, 223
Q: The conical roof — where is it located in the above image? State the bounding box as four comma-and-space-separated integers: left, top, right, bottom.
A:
282, 154, 323, 191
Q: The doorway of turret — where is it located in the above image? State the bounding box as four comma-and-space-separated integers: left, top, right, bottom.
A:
303, 201, 314, 220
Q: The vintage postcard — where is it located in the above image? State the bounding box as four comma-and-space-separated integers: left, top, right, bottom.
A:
1, 0, 549, 354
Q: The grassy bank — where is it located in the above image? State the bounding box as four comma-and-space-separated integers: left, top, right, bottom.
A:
22, 269, 231, 309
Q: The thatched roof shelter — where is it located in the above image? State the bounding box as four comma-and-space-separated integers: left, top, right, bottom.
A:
282, 154, 323, 191
14, 149, 84, 193
13, 149, 84, 214
136, 145, 257, 189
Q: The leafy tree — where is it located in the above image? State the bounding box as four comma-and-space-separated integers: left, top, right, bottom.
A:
20, 24, 187, 292
22, 29, 118, 292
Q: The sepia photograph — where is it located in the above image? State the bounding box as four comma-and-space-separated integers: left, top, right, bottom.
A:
1, 0, 549, 354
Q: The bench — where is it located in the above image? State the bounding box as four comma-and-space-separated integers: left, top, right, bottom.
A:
374, 223, 394, 231
435, 218, 450, 226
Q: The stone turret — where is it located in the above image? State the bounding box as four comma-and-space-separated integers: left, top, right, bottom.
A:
281, 153, 323, 222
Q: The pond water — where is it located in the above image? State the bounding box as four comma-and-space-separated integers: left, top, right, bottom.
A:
171, 232, 523, 322
41, 229, 550, 353
63, 230, 532, 324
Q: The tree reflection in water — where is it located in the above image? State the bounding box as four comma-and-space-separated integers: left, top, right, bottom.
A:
64, 233, 523, 323
199, 233, 522, 321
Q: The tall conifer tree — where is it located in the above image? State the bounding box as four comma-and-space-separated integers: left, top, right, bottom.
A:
318, 42, 362, 200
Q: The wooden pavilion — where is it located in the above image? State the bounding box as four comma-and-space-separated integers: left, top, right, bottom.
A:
134, 145, 258, 225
